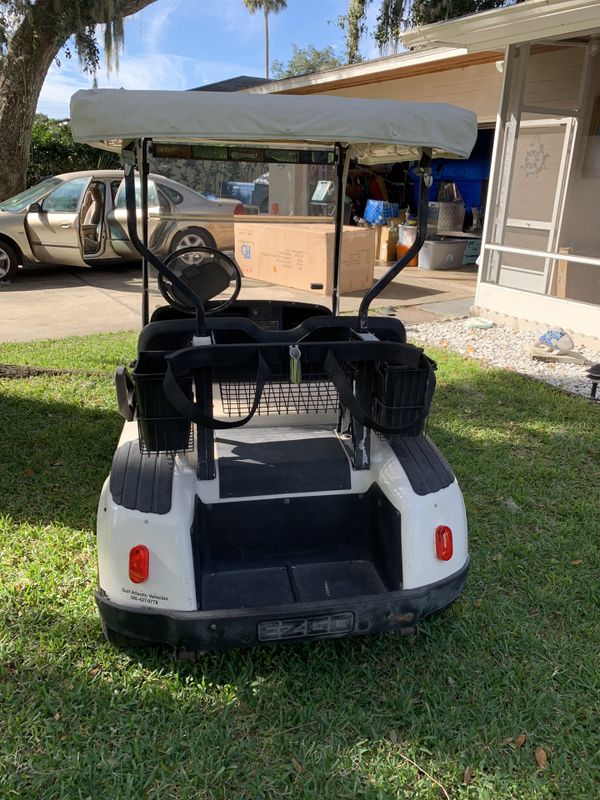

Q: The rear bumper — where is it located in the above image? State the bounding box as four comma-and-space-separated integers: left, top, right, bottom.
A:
96, 557, 469, 651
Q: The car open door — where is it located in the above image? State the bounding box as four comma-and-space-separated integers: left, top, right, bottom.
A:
26, 176, 90, 267
107, 177, 163, 258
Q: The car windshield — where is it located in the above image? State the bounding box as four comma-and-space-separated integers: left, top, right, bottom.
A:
0, 177, 62, 212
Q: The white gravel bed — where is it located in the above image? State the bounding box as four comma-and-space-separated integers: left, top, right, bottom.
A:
407, 318, 599, 398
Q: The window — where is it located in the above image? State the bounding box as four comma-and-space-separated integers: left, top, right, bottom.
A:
0, 177, 61, 212
110, 180, 122, 202
42, 177, 89, 213
158, 183, 184, 205
114, 178, 158, 209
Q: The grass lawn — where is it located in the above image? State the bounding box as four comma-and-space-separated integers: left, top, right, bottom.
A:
0, 332, 598, 799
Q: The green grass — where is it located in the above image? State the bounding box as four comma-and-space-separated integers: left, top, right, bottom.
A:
1, 332, 598, 799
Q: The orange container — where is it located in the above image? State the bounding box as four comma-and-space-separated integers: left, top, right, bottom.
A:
396, 242, 418, 267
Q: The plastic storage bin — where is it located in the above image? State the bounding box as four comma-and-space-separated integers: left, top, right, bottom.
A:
396, 224, 419, 266
462, 238, 482, 264
418, 239, 467, 270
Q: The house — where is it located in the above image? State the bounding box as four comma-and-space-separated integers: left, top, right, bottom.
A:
246, 0, 600, 340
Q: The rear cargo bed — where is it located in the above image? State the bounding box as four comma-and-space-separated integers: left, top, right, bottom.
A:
192, 487, 403, 611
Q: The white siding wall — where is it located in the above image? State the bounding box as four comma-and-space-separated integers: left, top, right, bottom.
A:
316, 62, 503, 123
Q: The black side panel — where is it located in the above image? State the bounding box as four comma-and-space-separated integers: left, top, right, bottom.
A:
390, 435, 455, 496
217, 428, 351, 498
110, 441, 174, 514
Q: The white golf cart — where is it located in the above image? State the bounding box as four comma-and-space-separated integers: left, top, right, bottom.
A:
70, 89, 476, 653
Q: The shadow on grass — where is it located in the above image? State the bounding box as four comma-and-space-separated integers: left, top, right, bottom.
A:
0, 383, 121, 530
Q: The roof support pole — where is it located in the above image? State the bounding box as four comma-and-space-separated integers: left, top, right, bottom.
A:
332, 144, 349, 316
358, 151, 432, 331
123, 141, 207, 337
137, 138, 151, 327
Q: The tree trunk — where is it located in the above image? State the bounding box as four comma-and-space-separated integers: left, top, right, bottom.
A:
0, 3, 64, 199
264, 8, 269, 79
0, 0, 157, 200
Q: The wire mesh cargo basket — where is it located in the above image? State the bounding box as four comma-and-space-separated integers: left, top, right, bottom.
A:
371, 358, 435, 439
219, 367, 341, 417
133, 351, 193, 453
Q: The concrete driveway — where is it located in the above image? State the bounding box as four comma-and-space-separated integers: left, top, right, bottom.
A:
0, 262, 477, 343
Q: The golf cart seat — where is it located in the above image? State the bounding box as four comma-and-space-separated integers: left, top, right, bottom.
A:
137, 311, 407, 351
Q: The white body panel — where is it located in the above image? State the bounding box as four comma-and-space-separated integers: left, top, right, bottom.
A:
97, 420, 468, 612
97, 423, 197, 611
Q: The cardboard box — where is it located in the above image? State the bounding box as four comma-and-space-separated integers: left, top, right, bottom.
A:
373, 226, 382, 260
235, 222, 375, 294
378, 226, 399, 261
553, 249, 600, 303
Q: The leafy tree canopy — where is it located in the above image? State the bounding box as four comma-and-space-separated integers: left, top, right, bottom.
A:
28, 114, 118, 187
341, 0, 516, 63
271, 44, 342, 79
0, 0, 157, 199
0, 0, 132, 74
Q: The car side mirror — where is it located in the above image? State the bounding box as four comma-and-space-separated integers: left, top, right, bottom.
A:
28, 201, 42, 212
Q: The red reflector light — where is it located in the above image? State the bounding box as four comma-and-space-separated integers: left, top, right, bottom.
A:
129, 545, 149, 583
435, 526, 453, 561
234, 202, 245, 215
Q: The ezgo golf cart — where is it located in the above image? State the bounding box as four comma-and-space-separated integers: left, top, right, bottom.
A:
70, 89, 476, 653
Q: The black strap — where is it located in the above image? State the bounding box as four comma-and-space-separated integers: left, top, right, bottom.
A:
163, 351, 270, 429
324, 349, 436, 436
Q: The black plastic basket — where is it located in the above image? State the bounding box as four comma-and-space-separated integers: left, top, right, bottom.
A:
133, 351, 193, 453
371, 358, 435, 439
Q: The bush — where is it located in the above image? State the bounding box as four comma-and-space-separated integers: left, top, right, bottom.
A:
28, 115, 119, 186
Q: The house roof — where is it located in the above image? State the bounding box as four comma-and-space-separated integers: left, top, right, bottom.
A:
245, 46, 499, 95
245, 0, 600, 97
191, 76, 272, 93
402, 0, 600, 52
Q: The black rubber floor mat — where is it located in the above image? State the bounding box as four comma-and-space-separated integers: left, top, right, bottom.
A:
217, 427, 350, 498
202, 560, 387, 610
291, 560, 386, 602
202, 566, 294, 610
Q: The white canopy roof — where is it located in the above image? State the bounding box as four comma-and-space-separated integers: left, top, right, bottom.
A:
70, 89, 477, 163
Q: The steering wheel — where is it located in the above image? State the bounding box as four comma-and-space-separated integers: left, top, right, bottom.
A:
157, 246, 242, 316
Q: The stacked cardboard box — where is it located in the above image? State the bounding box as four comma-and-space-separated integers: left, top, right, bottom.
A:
235, 221, 376, 295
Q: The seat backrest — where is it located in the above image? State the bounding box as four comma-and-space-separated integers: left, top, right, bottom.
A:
83, 185, 103, 225
137, 314, 407, 354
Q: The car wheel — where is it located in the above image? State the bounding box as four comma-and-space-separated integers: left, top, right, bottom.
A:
0, 240, 18, 281
170, 227, 217, 266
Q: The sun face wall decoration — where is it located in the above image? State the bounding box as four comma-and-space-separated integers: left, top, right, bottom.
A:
521, 135, 549, 177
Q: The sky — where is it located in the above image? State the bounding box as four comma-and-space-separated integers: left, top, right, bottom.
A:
38, 0, 383, 119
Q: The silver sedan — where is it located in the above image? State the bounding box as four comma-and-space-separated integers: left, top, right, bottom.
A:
0, 170, 243, 281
